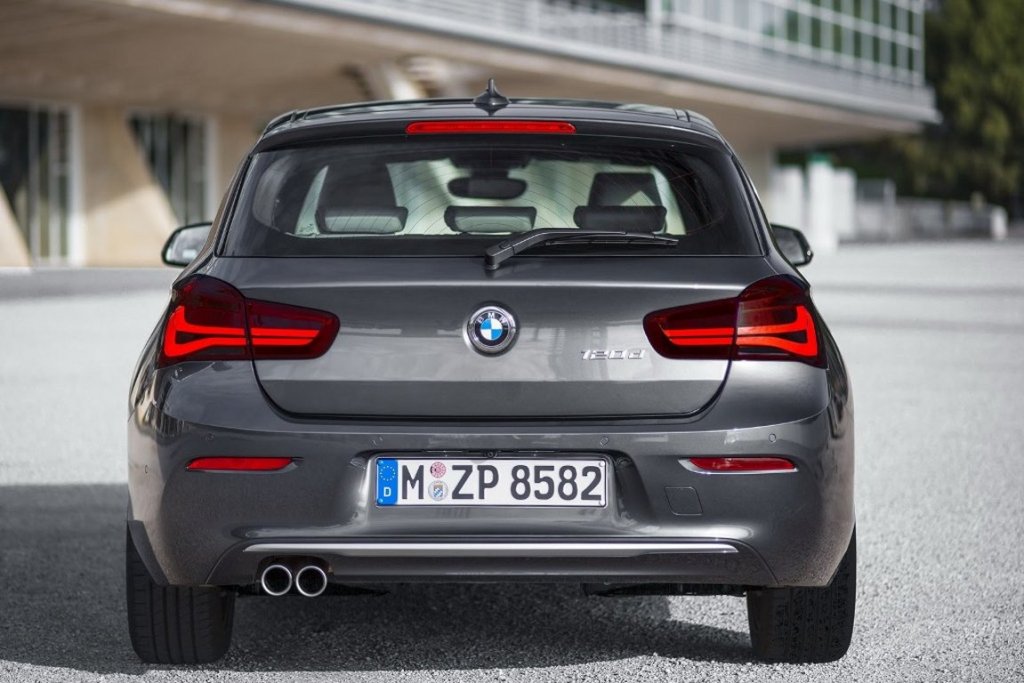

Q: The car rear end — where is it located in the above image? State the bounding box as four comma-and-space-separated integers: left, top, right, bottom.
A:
127, 100, 854, 664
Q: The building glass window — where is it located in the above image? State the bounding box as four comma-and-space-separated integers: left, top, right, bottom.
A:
734, 0, 752, 31
785, 9, 799, 43
0, 105, 71, 263
130, 114, 207, 225
653, 0, 922, 85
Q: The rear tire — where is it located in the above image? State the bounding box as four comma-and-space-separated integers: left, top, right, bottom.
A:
746, 529, 856, 663
126, 528, 235, 664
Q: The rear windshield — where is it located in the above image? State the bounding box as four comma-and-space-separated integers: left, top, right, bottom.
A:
223, 135, 760, 257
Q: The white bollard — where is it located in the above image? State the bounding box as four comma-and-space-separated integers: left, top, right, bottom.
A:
990, 206, 1008, 241
807, 156, 838, 255
833, 169, 857, 242
770, 166, 806, 230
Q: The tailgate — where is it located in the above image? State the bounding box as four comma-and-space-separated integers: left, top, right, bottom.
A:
219, 256, 774, 419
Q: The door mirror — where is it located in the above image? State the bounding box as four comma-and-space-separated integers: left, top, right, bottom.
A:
162, 222, 212, 267
771, 224, 813, 267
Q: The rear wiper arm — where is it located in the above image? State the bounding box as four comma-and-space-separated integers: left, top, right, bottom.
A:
484, 229, 678, 271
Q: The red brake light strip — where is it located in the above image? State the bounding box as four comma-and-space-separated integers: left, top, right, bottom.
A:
406, 120, 576, 135
664, 326, 735, 346
250, 327, 319, 346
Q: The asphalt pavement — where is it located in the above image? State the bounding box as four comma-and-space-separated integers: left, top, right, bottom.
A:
1, 241, 1023, 682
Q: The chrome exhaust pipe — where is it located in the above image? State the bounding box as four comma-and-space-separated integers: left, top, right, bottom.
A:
260, 563, 293, 596
294, 565, 328, 598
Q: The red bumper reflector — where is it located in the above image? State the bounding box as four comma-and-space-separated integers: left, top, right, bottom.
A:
686, 457, 796, 473
406, 120, 576, 135
186, 457, 294, 472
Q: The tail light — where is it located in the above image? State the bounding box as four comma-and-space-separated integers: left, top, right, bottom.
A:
158, 275, 339, 367
644, 275, 824, 367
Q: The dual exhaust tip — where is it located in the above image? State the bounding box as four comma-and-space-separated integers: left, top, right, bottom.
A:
260, 562, 328, 597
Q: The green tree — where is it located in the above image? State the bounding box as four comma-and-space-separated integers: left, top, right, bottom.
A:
833, 0, 1024, 215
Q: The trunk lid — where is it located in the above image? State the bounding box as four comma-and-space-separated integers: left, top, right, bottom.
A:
214, 256, 775, 419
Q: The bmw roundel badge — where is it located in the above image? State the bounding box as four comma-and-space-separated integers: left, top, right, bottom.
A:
467, 305, 517, 355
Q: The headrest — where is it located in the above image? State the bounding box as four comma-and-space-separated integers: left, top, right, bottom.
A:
316, 207, 408, 234
588, 172, 662, 206
252, 157, 294, 226
318, 164, 398, 209
444, 206, 537, 234
573, 206, 667, 232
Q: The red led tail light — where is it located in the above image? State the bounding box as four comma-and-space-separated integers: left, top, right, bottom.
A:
644, 276, 824, 366
158, 275, 339, 367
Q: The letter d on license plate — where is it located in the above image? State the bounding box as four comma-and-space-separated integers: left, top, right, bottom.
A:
375, 458, 606, 507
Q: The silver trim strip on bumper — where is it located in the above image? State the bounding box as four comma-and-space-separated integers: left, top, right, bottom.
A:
242, 541, 737, 558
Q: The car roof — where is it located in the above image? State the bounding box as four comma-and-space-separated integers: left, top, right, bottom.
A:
258, 97, 726, 150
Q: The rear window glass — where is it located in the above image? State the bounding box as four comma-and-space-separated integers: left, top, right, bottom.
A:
223, 135, 760, 257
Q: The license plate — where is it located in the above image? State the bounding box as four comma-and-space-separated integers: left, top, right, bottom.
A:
375, 458, 607, 507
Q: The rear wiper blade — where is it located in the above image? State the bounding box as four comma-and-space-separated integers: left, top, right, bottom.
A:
484, 228, 678, 271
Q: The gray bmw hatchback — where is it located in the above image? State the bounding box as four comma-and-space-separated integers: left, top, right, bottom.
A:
127, 83, 854, 665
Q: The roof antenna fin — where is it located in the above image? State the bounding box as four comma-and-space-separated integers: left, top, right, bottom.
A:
473, 78, 509, 114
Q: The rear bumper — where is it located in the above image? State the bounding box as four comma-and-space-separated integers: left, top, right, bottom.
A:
127, 358, 854, 589
203, 539, 776, 586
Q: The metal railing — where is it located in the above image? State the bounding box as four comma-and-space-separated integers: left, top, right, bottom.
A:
270, 0, 936, 122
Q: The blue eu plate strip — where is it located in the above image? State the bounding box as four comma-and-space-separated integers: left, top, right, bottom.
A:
376, 459, 398, 506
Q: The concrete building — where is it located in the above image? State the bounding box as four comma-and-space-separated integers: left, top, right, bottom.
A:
0, 0, 937, 267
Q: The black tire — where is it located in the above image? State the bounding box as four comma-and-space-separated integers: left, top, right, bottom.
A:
746, 529, 856, 663
126, 528, 235, 664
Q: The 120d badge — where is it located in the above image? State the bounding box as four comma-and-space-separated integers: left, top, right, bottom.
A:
580, 349, 646, 360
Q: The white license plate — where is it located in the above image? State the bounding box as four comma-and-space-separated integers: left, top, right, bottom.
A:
375, 458, 607, 507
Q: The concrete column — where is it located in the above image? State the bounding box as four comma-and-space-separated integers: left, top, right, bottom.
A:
646, 0, 664, 49
360, 62, 428, 101
0, 191, 30, 268
79, 106, 177, 266
212, 114, 259, 208
67, 106, 87, 266
736, 148, 774, 212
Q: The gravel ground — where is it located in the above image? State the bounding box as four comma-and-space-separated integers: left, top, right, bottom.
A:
1, 242, 1023, 682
